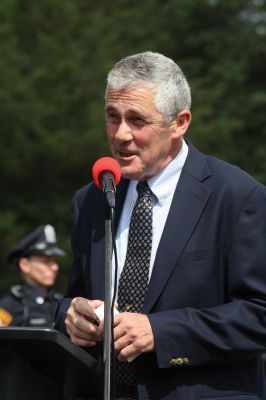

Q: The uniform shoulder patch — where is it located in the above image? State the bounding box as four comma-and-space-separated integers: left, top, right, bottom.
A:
0, 307, 13, 326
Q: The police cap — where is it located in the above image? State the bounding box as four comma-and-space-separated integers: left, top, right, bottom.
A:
7, 225, 65, 263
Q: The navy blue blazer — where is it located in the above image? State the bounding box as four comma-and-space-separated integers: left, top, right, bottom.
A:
55, 142, 266, 400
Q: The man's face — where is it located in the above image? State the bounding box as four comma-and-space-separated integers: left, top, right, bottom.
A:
19, 255, 59, 290
105, 85, 188, 181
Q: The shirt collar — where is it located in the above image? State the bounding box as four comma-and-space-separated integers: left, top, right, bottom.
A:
130, 140, 188, 207
148, 140, 188, 206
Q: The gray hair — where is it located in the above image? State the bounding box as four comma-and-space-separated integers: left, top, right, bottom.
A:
105, 51, 191, 122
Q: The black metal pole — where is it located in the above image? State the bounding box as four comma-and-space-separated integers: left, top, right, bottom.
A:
103, 205, 114, 400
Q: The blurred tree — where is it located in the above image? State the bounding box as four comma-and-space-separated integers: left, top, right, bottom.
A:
163, 0, 266, 181
0, 0, 265, 293
0, 0, 170, 292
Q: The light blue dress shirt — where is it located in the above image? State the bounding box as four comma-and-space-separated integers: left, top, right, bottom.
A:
112, 140, 188, 298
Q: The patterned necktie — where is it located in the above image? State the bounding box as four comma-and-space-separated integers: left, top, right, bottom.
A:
115, 181, 153, 386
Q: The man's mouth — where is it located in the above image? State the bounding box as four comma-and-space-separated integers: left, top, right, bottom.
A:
118, 151, 136, 160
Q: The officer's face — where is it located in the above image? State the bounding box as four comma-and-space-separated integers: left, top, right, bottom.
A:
19, 255, 59, 289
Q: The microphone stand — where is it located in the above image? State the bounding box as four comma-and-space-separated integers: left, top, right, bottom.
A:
102, 181, 116, 400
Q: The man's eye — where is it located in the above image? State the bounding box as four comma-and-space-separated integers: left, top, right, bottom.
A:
130, 117, 145, 125
107, 114, 119, 122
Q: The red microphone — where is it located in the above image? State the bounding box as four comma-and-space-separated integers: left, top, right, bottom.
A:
92, 157, 121, 207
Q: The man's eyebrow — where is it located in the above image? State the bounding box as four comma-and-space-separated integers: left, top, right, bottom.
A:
105, 105, 144, 115
105, 105, 117, 113
127, 109, 144, 116
105, 105, 148, 120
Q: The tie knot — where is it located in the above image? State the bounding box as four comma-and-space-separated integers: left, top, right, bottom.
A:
137, 181, 151, 196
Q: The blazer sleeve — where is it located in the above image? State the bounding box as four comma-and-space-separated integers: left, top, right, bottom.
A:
148, 184, 266, 369
54, 186, 89, 333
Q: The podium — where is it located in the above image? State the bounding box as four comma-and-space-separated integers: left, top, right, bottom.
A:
0, 327, 103, 400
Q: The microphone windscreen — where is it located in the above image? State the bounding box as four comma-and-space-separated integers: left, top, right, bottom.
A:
92, 157, 121, 189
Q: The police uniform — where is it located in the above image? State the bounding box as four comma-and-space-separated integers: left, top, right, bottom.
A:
0, 224, 65, 328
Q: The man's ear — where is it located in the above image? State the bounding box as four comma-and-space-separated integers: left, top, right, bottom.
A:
18, 257, 31, 273
176, 109, 191, 134
171, 109, 191, 140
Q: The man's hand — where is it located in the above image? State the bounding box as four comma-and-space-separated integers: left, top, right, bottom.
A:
65, 297, 103, 347
110, 312, 155, 361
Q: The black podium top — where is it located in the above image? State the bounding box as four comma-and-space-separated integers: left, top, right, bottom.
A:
0, 327, 103, 399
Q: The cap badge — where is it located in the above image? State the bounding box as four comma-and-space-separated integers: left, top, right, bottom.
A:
44, 225, 56, 244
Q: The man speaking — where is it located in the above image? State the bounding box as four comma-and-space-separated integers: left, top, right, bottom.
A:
55, 52, 266, 400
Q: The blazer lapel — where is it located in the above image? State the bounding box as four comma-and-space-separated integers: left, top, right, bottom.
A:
143, 144, 212, 313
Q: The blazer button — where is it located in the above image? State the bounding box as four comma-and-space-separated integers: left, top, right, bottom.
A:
170, 357, 184, 366
183, 357, 190, 365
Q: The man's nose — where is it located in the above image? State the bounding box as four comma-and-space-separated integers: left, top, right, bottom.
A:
114, 120, 133, 141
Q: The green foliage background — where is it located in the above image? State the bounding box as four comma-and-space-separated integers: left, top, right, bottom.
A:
0, 0, 265, 294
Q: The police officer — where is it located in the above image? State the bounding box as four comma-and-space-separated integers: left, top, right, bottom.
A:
0, 224, 65, 328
